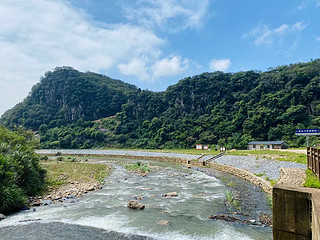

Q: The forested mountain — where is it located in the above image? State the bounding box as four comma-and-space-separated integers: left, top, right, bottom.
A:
1, 60, 320, 149
1, 67, 138, 130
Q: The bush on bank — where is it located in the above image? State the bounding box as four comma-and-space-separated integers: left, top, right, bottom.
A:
0, 126, 46, 214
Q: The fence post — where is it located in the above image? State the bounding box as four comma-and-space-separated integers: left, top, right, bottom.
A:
307, 147, 311, 170
317, 148, 320, 179
313, 148, 316, 174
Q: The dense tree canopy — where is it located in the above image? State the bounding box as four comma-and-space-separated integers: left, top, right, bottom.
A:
1, 60, 320, 149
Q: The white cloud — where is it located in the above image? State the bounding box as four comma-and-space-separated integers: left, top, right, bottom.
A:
117, 59, 150, 81
125, 0, 210, 31
0, 0, 170, 115
243, 21, 307, 46
152, 56, 189, 79
209, 59, 231, 72
317, 37, 320, 41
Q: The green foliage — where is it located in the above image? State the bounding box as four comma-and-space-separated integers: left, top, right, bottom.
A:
225, 190, 241, 211
2, 60, 320, 149
125, 162, 151, 173
0, 126, 46, 214
304, 169, 320, 189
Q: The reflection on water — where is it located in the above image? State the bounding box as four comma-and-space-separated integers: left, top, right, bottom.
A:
0, 159, 272, 240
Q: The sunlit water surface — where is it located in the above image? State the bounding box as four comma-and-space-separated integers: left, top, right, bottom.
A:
0, 159, 272, 240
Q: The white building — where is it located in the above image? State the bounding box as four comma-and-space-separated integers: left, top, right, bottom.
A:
247, 141, 287, 150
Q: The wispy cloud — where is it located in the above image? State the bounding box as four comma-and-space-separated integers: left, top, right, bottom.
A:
0, 0, 194, 115
243, 21, 307, 46
317, 37, 320, 41
209, 59, 231, 72
125, 0, 210, 32
297, 0, 320, 9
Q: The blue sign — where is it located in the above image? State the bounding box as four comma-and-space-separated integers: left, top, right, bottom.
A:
295, 129, 320, 136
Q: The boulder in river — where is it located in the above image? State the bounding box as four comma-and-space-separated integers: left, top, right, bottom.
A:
127, 200, 145, 210
162, 192, 178, 197
0, 213, 6, 220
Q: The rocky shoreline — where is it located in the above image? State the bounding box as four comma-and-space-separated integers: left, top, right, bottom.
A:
28, 180, 103, 207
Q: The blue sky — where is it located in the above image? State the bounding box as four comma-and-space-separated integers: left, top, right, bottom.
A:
0, 0, 320, 115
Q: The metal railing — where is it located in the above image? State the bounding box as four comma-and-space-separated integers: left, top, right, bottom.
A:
307, 147, 320, 179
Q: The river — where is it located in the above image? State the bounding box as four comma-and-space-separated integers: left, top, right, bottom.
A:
0, 158, 272, 240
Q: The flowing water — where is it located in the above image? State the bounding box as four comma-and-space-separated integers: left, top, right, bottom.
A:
0, 159, 272, 240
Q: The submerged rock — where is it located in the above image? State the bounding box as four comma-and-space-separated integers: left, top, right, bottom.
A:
0, 213, 6, 220
162, 192, 178, 197
157, 220, 170, 225
127, 200, 145, 210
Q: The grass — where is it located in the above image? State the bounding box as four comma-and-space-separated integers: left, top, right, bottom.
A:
41, 161, 111, 189
220, 176, 237, 187
226, 180, 237, 187
225, 190, 241, 211
254, 172, 277, 186
125, 161, 151, 173
227, 149, 307, 164
303, 169, 320, 189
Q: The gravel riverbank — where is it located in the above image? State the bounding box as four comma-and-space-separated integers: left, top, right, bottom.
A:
36, 149, 307, 181
212, 155, 306, 180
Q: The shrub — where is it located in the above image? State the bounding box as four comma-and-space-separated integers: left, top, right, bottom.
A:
0, 126, 46, 214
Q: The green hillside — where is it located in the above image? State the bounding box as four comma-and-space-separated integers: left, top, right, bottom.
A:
1, 60, 320, 149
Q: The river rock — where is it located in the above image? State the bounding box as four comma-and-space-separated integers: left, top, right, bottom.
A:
208, 214, 240, 222
31, 200, 42, 206
0, 213, 6, 220
162, 192, 178, 197
42, 200, 52, 206
21, 206, 30, 211
259, 214, 272, 226
127, 200, 145, 210
157, 220, 170, 225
